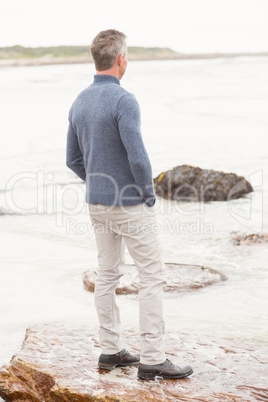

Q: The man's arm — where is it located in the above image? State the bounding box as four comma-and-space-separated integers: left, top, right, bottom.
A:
66, 115, 86, 182
117, 93, 156, 206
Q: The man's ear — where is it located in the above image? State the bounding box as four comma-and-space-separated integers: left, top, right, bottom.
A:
118, 54, 123, 66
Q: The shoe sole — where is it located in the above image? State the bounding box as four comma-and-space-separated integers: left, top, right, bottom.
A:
98, 361, 139, 370
138, 368, 193, 380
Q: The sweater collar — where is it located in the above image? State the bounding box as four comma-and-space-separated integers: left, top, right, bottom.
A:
93, 74, 120, 85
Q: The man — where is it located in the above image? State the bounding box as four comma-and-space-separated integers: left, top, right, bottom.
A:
66, 29, 193, 380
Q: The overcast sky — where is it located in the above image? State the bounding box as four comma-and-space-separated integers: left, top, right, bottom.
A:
0, 0, 267, 53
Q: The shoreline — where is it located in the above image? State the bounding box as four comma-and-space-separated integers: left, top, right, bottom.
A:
1, 52, 268, 67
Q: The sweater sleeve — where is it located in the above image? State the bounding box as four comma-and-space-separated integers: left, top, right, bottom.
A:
66, 109, 86, 181
117, 93, 156, 206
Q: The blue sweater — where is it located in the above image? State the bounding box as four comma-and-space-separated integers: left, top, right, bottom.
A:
66, 74, 156, 206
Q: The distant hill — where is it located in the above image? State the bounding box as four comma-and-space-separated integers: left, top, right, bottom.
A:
0, 45, 177, 63
0, 45, 267, 67
0, 45, 91, 59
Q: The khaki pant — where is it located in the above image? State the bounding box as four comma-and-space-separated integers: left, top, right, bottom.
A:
88, 203, 167, 365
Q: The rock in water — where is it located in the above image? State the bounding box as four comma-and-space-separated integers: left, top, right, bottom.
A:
231, 231, 268, 245
0, 323, 267, 401
154, 164, 253, 202
83, 263, 227, 295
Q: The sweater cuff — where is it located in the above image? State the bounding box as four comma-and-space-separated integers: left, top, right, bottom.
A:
144, 195, 156, 207
141, 183, 156, 207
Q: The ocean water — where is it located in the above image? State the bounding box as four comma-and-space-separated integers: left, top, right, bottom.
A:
0, 57, 268, 376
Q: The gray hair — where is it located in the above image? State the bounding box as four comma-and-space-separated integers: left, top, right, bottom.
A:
91, 29, 127, 71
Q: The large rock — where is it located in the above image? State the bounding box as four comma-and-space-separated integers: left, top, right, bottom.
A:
0, 323, 267, 401
154, 164, 253, 202
83, 263, 227, 295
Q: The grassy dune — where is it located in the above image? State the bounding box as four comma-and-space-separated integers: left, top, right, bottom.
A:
0, 45, 267, 66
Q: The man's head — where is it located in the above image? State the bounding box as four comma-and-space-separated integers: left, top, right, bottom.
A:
91, 29, 127, 76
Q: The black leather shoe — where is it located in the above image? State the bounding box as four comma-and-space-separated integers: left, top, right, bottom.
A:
98, 348, 140, 370
138, 358, 193, 380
